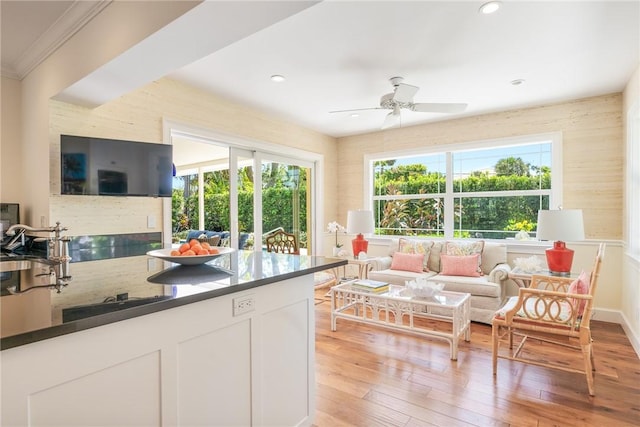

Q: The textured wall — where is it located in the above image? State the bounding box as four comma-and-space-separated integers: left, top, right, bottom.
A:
0, 76, 22, 204
622, 64, 640, 354
336, 93, 623, 241
49, 78, 338, 239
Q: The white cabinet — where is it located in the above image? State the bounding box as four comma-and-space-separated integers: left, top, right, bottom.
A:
1, 275, 315, 426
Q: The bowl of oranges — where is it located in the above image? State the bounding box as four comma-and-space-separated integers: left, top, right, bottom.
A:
147, 239, 234, 266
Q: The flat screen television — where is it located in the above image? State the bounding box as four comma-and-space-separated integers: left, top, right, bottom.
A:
60, 134, 173, 197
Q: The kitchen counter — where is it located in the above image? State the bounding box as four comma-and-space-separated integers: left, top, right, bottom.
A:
2, 249, 343, 426
1, 249, 346, 350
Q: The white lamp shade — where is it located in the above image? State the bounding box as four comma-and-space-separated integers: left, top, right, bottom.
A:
537, 209, 585, 242
346, 210, 374, 235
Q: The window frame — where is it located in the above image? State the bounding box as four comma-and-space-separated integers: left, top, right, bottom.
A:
627, 102, 640, 261
163, 119, 324, 254
364, 132, 563, 240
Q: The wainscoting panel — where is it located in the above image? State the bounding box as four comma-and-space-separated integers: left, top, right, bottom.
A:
260, 299, 311, 426
177, 320, 252, 426
29, 351, 161, 426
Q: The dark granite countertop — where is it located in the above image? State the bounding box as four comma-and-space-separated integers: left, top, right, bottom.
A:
0, 250, 346, 350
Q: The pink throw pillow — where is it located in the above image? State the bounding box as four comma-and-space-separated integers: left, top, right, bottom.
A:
568, 270, 590, 316
445, 240, 484, 274
398, 238, 432, 271
390, 252, 425, 273
440, 254, 481, 277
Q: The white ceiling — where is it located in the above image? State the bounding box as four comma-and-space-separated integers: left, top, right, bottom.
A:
2, 1, 639, 138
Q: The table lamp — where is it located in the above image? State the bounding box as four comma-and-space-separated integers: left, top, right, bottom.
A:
536, 209, 585, 275
346, 209, 374, 258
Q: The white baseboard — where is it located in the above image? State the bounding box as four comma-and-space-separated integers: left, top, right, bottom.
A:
619, 312, 640, 359
593, 307, 640, 359
592, 307, 622, 323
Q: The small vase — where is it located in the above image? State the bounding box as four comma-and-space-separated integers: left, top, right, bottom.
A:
332, 247, 341, 256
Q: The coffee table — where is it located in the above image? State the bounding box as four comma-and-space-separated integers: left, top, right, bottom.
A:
330, 282, 471, 360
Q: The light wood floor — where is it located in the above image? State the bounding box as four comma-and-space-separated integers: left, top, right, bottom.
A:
313, 289, 640, 427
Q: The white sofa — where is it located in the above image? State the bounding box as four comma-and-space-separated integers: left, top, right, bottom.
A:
368, 239, 511, 324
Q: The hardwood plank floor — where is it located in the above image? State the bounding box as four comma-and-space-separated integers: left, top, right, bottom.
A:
313, 289, 640, 427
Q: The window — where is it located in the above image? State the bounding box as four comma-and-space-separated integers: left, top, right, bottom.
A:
366, 133, 560, 240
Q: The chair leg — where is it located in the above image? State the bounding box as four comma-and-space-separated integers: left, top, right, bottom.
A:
582, 343, 595, 396
508, 327, 514, 349
492, 323, 499, 375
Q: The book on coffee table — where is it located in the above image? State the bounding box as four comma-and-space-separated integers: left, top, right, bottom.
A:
351, 279, 389, 293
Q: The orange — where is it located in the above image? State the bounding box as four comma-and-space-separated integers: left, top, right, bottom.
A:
201, 242, 211, 250
170, 250, 181, 256
182, 249, 195, 256
179, 243, 190, 253
189, 239, 200, 247
196, 248, 209, 255
208, 248, 219, 254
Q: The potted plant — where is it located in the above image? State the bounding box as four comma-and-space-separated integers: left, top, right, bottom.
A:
327, 221, 346, 256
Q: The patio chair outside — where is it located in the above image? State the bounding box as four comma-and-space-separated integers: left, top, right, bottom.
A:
265, 229, 300, 255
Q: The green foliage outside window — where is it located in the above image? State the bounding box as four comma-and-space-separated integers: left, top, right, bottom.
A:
171, 163, 308, 247
374, 157, 551, 239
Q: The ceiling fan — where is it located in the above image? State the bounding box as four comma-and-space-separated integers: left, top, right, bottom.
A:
330, 77, 468, 129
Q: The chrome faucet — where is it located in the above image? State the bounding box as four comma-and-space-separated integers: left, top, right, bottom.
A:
6, 223, 63, 235
5, 222, 72, 292
6, 223, 60, 250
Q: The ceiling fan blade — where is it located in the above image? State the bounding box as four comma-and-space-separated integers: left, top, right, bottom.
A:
381, 110, 400, 129
393, 83, 419, 103
329, 107, 384, 114
412, 103, 468, 113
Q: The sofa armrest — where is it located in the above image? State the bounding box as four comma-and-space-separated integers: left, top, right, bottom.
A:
488, 262, 511, 284
368, 256, 392, 271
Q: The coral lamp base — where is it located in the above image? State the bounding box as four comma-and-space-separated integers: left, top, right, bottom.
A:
545, 241, 574, 275
351, 234, 369, 258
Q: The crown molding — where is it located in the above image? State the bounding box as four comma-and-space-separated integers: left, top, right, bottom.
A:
9, 0, 112, 80
1, 66, 20, 81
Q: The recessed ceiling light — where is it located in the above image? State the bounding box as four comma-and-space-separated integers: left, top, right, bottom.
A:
350, 113, 359, 118
479, 1, 501, 14
270, 74, 286, 83
511, 79, 525, 86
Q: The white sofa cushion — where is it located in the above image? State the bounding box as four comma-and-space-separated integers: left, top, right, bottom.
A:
370, 269, 437, 285
479, 242, 508, 275
433, 275, 502, 298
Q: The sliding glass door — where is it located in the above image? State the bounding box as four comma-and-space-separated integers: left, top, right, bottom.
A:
229, 148, 255, 250
171, 135, 315, 254
260, 156, 313, 254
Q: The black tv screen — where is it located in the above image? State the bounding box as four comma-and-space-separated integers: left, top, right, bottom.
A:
61, 134, 173, 197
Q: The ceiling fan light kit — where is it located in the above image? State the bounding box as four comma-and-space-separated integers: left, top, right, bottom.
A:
382, 106, 401, 130
330, 76, 467, 129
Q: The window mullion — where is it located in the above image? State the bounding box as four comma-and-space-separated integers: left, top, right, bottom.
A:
455, 189, 552, 198
444, 152, 454, 238
373, 193, 444, 201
